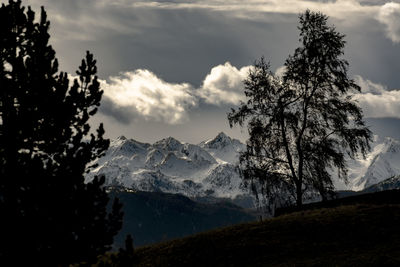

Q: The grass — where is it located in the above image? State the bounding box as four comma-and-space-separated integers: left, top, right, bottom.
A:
96, 190, 400, 266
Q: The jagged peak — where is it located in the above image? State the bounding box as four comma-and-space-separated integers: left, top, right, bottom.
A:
155, 136, 181, 143
216, 132, 229, 139
110, 136, 151, 157
116, 135, 127, 141
204, 132, 232, 148
154, 136, 183, 151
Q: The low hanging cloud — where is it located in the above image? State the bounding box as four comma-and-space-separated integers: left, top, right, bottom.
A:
198, 62, 251, 105
99, 62, 252, 124
354, 75, 400, 118
99, 67, 400, 125
377, 2, 400, 43
100, 70, 197, 124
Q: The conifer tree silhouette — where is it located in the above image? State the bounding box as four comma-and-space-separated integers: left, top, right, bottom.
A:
0, 1, 123, 265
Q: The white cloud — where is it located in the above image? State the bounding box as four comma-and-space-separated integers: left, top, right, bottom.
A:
354, 75, 400, 118
127, 0, 379, 20
99, 68, 400, 125
101, 70, 197, 124
377, 2, 400, 43
98, 62, 253, 124
197, 62, 251, 105
354, 75, 387, 94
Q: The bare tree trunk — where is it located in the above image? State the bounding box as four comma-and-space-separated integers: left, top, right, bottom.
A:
296, 184, 302, 207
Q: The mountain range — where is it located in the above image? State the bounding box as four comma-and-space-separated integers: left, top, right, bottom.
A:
87, 132, 400, 208
86, 132, 400, 247
86, 132, 250, 206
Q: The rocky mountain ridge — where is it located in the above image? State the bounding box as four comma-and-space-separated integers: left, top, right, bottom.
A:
87, 132, 248, 203
87, 133, 400, 207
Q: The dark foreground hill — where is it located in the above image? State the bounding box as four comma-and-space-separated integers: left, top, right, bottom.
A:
97, 190, 400, 266
276, 188, 400, 216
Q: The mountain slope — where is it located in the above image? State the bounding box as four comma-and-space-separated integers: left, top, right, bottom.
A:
108, 189, 256, 248
350, 136, 400, 190
199, 132, 245, 164
88, 133, 400, 208
362, 175, 400, 193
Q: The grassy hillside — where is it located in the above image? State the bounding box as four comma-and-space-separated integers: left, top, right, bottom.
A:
276, 188, 400, 216
97, 190, 400, 266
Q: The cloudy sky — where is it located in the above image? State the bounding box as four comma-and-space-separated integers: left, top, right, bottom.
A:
16, 0, 400, 143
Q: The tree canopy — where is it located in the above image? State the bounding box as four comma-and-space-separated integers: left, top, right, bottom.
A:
228, 10, 372, 209
0, 0, 122, 265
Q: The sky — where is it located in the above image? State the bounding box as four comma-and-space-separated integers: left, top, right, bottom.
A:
12, 0, 400, 143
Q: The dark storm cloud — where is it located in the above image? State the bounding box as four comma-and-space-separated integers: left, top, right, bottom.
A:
18, 1, 399, 87
21, 0, 395, 84
9, 0, 400, 143
48, 3, 260, 85
342, 17, 400, 89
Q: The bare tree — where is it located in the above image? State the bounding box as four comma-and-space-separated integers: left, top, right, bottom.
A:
228, 10, 371, 208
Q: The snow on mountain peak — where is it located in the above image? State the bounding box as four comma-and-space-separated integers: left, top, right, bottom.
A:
86, 134, 248, 202
181, 143, 217, 164
349, 136, 400, 190
87, 133, 400, 206
199, 132, 245, 164
113, 138, 149, 157
116, 135, 127, 141
154, 136, 183, 151
203, 132, 232, 149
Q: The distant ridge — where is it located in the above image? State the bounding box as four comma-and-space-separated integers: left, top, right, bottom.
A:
108, 189, 256, 248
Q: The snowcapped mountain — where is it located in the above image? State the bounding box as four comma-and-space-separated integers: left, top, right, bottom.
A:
199, 132, 245, 164
364, 175, 400, 193
340, 136, 400, 191
87, 133, 400, 206
87, 132, 249, 202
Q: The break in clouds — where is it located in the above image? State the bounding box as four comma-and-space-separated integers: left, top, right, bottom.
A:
100, 64, 400, 124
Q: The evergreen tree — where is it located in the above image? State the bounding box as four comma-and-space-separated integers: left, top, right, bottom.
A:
0, 1, 123, 265
96, 235, 136, 266
228, 10, 371, 209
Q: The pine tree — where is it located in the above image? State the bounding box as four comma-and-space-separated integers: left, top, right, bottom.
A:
0, 1, 123, 265
228, 10, 371, 209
